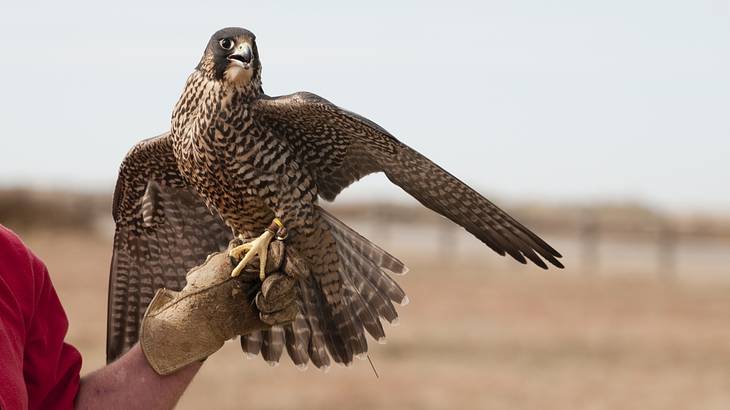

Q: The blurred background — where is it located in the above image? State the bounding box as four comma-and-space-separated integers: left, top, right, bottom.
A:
1, 1, 729, 409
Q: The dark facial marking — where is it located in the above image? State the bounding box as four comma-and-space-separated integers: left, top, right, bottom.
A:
197, 27, 261, 81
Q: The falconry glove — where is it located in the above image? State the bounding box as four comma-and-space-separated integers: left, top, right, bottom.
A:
139, 241, 297, 375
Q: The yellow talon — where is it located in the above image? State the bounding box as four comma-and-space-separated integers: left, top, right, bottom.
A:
228, 218, 284, 280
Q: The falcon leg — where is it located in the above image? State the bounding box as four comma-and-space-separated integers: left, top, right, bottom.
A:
229, 218, 285, 280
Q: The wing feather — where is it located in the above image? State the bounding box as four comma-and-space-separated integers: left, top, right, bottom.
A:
253, 93, 562, 269
106, 133, 232, 363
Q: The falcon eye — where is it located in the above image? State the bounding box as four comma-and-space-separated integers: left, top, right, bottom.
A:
219, 38, 234, 50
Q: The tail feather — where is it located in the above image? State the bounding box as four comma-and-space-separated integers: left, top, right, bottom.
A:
346, 282, 386, 340
298, 277, 332, 368
338, 237, 406, 308
319, 207, 407, 274
284, 313, 311, 368
261, 326, 285, 364
339, 245, 399, 323
342, 287, 370, 356
240, 330, 262, 358
310, 277, 353, 364
243, 207, 408, 369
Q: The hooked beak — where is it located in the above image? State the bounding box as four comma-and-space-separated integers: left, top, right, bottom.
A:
227, 43, 253, 69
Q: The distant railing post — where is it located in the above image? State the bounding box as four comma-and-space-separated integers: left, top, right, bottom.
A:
375, 208, 392, 245
657, 219, 677, 280
580, 211, 600, 275
438, 220, 457, 256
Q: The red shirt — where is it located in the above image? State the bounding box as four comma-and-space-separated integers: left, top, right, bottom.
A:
0, 226, 82, 410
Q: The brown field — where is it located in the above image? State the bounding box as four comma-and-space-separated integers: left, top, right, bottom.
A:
11, 221, 730, 410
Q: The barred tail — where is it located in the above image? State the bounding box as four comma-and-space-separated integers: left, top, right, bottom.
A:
239, 206, 408, 369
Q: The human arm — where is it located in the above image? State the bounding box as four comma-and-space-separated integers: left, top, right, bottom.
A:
77, 245, 296, 408
75, 344, 200, 410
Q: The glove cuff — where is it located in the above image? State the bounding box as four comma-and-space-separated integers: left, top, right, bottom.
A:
140, 288, 226, 375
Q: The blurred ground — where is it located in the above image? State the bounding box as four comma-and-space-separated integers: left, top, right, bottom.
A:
12, 216, 730, 410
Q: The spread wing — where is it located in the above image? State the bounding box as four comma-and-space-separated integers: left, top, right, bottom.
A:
106, 133, 233, 363
253, 92, 563, 269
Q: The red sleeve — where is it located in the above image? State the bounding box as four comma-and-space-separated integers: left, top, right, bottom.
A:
0, 225, 82, 410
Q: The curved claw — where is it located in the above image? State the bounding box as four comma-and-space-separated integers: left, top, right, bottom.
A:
229, 230, 274, 279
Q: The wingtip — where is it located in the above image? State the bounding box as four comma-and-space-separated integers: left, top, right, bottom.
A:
385, 264, 409, 276
543, 253, 565, 269
523, 252, 548, 270
536, 256, 564, 270
513, 256, 528, 265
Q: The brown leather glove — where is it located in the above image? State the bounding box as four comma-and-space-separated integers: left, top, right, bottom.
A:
139, 241, 297, 375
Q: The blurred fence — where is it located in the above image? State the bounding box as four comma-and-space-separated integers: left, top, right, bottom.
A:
329, 202, 730, 281
0, 188, 110, 232
1, 188, 728, 281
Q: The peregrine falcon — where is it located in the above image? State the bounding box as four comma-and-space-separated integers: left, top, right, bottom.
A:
107, 27, 563, 368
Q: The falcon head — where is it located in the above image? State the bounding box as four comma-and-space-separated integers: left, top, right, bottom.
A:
197, 27, 261, 88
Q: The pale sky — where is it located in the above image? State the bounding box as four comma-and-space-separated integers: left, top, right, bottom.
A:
0, 0, 728, 211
